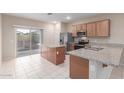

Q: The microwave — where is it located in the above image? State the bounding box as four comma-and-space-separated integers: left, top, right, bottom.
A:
77, 32, 86, 37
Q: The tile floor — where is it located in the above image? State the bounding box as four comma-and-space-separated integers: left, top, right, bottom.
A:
0, 54, 124, 79
0, 59, 15, 79
0, 54, 70, 79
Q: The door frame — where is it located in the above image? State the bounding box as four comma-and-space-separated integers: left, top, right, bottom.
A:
14, 27, 43, 58
30, 28, 42, 55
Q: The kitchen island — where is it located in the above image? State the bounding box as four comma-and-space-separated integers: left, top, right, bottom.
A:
41, 44, 65, 65
68, 46, 124, 79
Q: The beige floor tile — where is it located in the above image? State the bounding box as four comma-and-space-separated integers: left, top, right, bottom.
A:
0, 54, 69, 79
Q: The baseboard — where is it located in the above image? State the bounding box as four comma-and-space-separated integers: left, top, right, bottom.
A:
2, 56, 16, 62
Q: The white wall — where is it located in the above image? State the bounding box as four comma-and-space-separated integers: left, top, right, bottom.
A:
53, 22, 68, 45
53, 22, 61, 44
2, 14, 55, 61
0, 14, 2, 67
67, 13, 124, 44
61, 22, 67, 33
43, 25, 55, 44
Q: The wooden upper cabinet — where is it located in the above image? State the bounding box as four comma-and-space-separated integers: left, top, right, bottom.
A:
71, 19, 110, 37
96, 20, 110, 36
77, 24, 87, 32
86, 22, 96, 37
72, 25, 77, 37
81, 24, 87, 32
76, 24, 82, 32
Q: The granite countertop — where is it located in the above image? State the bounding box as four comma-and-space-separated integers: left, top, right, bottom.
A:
41, 44, 65, 48
68, 46, 123, 66
89, 42, 124, 48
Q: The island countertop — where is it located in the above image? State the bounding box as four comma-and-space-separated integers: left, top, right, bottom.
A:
67, 46, 123, 66
41, 44, 65, 48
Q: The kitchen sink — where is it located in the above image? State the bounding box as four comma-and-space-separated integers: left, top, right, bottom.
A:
84, 47, 104, 51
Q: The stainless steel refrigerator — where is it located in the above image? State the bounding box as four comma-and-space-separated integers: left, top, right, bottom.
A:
60, 32, 73, 51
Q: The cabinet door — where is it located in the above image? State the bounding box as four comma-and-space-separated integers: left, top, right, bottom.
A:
76, 24, 82, 32
96, 20, 110, 36
48, 48, 56, 63
72, 25, 77, 37
41, 47, 48, 59
87, 22, 96, 37
56, 47, 65, 65
70, 55, 89, 79
81, 24, 87, 32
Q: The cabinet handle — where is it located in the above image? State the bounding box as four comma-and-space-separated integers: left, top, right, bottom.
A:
57, 51, 59, 55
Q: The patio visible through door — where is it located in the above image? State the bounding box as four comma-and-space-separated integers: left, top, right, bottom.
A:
16, 28, 43, 57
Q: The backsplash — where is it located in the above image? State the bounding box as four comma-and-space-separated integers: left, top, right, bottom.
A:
88, 38, 109, 43
74, 38, 79, 43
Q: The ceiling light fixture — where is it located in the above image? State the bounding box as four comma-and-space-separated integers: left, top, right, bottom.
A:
52, 21, 57, 24
47, 13, 53, 15
66, 16, 71, 20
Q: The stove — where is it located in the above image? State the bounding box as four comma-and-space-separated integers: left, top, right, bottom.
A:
75, 44, 85, 49
74, 41, 89, 50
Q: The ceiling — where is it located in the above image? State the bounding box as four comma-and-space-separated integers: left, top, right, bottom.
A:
6, 13, 101, 23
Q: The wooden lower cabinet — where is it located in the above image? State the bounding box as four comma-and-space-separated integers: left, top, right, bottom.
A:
47, 48, 56, 63
56, 47, 65, 64
41, 47, 48, 59
41, 47, 65, 65
70, 55, 89, 79
69, 43, 75, 51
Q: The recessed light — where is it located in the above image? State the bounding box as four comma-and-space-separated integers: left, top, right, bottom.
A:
47, 13, 53, 15
66, 16, 71, 20
52, 21, 57, 24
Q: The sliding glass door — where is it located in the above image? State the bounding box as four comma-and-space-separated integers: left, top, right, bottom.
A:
16, 28, 42, 57
30, 29, 41, 55
16, 28, 30, 57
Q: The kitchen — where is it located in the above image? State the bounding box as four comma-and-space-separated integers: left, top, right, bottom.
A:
1, 1, 124, 93
41, 14, 124, 79
1, 13, 124, 79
